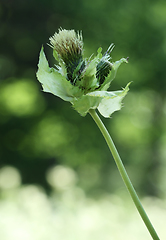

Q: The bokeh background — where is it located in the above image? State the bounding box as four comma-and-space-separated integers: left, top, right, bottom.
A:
0, 0, 166, 239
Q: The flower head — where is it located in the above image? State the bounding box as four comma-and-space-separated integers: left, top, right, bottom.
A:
49, 29, 85, 84
49, 29, 83, 63
37, 28, 130, 117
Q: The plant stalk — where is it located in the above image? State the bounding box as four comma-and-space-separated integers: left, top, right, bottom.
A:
89, 109, 160, 240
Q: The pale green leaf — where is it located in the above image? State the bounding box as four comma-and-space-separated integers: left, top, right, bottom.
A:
97, 47, 103, 58
36, 48, 82, 101
100, 58, 128, 91
72, 94, 102, 116
53, 49, 59, 62
78, 59, 98, 92
72, 82, 130, 116
97, 82, 130, 117
77, 48, 104, 92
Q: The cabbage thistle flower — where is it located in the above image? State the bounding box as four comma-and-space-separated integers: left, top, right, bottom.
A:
36, 29, 160, 239
37, 28, 130, 117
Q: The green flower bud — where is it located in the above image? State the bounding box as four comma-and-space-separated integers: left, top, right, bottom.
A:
49, 28, 85, 84
96, 44, 114, 86
96, 59, 113, 85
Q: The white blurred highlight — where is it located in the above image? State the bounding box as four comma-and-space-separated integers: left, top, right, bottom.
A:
0, 166, 21, 189
46, 165, 77, 190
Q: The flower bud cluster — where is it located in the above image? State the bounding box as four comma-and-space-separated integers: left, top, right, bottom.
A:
37, 28, 129, 117
49, 28, 113, 89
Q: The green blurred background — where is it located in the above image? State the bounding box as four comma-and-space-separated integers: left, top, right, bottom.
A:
0, 0, 166, 239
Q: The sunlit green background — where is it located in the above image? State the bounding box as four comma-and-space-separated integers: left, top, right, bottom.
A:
0, 0, 166, 239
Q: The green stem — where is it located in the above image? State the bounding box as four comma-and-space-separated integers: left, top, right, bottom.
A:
89, 109, 160, 240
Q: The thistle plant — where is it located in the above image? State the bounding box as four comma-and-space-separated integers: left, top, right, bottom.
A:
37, 28, 160, 240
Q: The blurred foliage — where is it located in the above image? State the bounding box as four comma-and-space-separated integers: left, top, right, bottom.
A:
0, 0, 166, 200
0, 165, 166, 239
